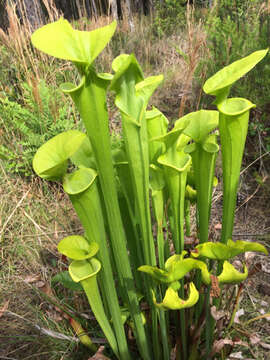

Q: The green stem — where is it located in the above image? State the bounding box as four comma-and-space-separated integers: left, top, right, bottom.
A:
152, 307, 161, 360
189, 141, 218, 326
111, 58, 162, 268
65, 171, 130, 360
120, 110, 156, 266
217, 98, 255, 244
118, 194, 144, 292
165, 167, 188, 254
152, 189, 165, 269
63, 69, 150, 360
179, 286, 187, 360
81, 274, 119, 356
188, 347, 199, 360
159, 309, 170, 360
190, 143, 217, 244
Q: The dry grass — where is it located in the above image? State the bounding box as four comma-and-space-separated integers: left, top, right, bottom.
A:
0, 0, 209, 121
0, 162, 78, 272
178, 4, 207, 118
0, 161, 89, 359
0, 1, 207, 121
0, 2, 59, 87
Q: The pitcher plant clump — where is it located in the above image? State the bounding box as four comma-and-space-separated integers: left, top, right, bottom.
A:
31, 19, 268, 360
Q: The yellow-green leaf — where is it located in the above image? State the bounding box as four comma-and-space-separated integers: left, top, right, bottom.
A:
63, 167, 97, 195
69, 258, 101, 282
203, 49, 268, 100
218, 261, 248, 284
191, 239, 268, 260
31, 18, 117, 65
32, 130, 86, 181
58, 235, 99, 260
154, 282, 199, 310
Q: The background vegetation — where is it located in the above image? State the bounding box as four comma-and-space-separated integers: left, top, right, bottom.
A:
0, 0, 270, 359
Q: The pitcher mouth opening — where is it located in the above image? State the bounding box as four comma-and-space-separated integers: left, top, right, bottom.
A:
217, 97, 255, 116
63, 167, 97, 195
60, 74, 85, 94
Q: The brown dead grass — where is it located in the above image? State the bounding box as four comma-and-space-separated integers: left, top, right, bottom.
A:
0, 161, 86, 359
0, 1, 208, 120
0, 161, 79, 295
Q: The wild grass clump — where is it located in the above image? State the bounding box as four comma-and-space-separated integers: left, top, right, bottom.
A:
0, 162, 92, 360
0, 1, 61, 87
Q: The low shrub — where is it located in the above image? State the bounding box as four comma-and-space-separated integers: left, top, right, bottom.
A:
0, 80, 77, 176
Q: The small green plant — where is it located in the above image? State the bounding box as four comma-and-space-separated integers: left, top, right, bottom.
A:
31, 19, 268, 359
0, 80, 77, 176
153, 0, 187, 36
